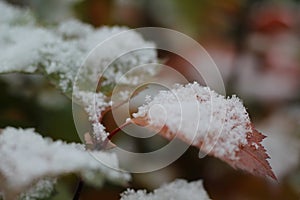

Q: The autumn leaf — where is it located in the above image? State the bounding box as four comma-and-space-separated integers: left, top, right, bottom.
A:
229, 127, 276, 180
131, 82, 276, 180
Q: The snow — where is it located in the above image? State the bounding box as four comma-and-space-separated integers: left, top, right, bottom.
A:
0, 127, 130, 199
56, 19, 93, 39
120, 179, 211, 200
74, 91, 110, 142
0, 1, 158, 94
0, 1, 158, 143
20, 179, 56, 200
133, 82, 250, 160
0, 1, 35, 26
0, 25, 54, 73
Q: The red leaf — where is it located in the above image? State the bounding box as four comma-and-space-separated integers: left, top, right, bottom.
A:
224, 126, 277, 180
131, 82, 276, 180
131, 117, 276, 180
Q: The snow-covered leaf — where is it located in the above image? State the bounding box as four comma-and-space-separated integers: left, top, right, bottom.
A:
0, 127, 130, 200
0, 1, 35, 26
131, 82, 276, 179
120, 179, 211, 200
223, 127, 276, 179
0, 1, 158, 96
0, 1, 158, 143
19, 179, 56, 200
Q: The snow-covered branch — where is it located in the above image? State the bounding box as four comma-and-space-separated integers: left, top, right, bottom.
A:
0, 127, 130, 200
0, 1, 157, 95
120, 179, 211, 200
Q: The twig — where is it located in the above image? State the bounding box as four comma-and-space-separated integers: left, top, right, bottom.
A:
98, 99, 128, 122
72, 121, 131, 199
73, 179, 84, 200
108, 120, 132, 140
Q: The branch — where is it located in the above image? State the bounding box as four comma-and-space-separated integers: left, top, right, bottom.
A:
73, 179, 84, 200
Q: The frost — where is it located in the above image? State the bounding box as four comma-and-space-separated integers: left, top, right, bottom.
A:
81, 27, 157, 89
0, 1, 35, 26
131, 82, 276, 179
74, 91, 110, 142
0, 1, 158, 142
133, 82, 250, 160
29, 0, 82, 23
56, 19, 93, 39
0, 1, 158, 95
20, 179, 56, 200
120, 179, 211, 200
74, 90, 110, 122
0, 127, 130, 200
0, 25, 54, 73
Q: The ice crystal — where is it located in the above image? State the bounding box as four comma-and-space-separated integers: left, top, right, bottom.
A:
0, 1, 35, 26
120, 179, 211, 200
0, 1, 158, 142
0, 1, 158, 95
19, 179, 56, 200
0, 127, 130, 200
133, 82, 250, 160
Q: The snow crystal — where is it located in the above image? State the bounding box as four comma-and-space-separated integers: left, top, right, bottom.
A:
39, 38, 86, 93
0, 127, 130, 199
77, 26, 157, 91
120, 179, 211, 200
20, 179, 56, 200
0, 1, 158, 143
0, 1, 35, 26
0, 0, 159, 149
0, 25, 54, 73
92, 122, 109, 142
74, 91, 110, 141
0, 1, 158, 94
133, 82, 250, 160
56, 20, 93, 39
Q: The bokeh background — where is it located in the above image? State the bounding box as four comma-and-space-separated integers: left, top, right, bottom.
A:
1, 0, 300, 199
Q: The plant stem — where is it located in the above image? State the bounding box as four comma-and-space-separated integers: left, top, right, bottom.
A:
72, 121, 131, 199
108, 121, 131, 140
73, 179, 84, 200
